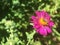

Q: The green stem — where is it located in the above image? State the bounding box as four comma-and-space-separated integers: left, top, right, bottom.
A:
53, 29, 60, 36
26, 40, 30, 45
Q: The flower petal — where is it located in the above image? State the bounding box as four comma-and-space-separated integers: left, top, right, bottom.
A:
33, 25, 40, 29
45, 26, 52, 33
31, 16, 36, 20
48, 21, 54, 27
35, 11, 45, 18
38, 26, 47, 36
45, 15, 50, 21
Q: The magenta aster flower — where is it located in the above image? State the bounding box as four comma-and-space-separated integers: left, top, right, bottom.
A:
31, 10, 54, 36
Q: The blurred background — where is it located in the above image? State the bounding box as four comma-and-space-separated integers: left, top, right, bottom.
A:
0, 0, 60, 45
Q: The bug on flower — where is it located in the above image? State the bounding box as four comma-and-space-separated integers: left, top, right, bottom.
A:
31, 10, 54, 36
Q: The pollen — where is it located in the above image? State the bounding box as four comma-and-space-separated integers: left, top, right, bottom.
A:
39, 17, 47, 25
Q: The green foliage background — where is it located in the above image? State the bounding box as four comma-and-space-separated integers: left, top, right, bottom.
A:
0, 0, 60, 45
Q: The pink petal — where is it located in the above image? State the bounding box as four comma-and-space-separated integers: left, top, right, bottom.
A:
31, 16, 37, 22
45, 15, 50, 21
39, 27, 47, 36
31, 16, 36, 20
33, 25, 39, 29
35, 11, 40, 16
45, 26, 52, 33
48, 21, 54, 27
35, 11, 44, 18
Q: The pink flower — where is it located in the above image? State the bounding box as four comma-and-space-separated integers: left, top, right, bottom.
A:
31, 10, 54, 36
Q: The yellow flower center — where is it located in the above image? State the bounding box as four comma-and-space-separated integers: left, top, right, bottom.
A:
39, 17, 47, 25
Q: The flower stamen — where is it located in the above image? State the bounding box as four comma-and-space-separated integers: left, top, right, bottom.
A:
39, 17, 47, 25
